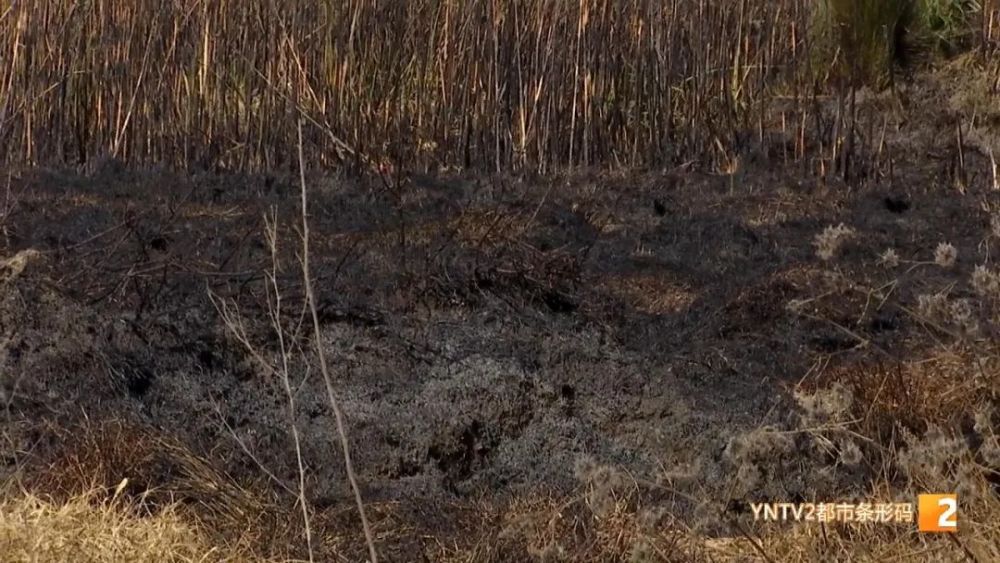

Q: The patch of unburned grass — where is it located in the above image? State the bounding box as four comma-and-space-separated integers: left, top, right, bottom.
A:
17, 419, 301, 561
0, 489, 228, 563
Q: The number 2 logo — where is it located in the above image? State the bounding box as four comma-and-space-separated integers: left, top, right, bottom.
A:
918, 494, 958, 533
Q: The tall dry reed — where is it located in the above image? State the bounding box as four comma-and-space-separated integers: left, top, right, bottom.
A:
0, 1, 995, 174
0, 0, 813, 173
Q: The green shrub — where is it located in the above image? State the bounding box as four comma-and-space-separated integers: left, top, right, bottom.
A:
914, 0, 982, 54
812, 0, 980, 88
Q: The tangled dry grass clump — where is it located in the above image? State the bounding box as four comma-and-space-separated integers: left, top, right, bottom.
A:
7, 419, 302, 559
0, 419, 288, 561
814, 223, 856, 261
0, 490, 223, 563
469, 458, 709, 562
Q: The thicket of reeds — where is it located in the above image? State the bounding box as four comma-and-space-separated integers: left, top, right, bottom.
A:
0, 1, 997, 174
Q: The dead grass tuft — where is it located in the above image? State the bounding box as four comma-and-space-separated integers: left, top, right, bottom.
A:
21, 419, 300, 560
485, 494, 701, 562
0, 489, 228, 563
825, 350, 1000, 430
600, 273, 698, 315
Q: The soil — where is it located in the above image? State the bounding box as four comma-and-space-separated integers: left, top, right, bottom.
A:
1, 66, 998, 560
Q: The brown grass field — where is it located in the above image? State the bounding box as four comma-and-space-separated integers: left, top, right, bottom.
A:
2, 1, 1000, 561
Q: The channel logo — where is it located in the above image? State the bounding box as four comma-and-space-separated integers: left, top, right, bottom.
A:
749, 493, 958, 533
918, 494, 958, 533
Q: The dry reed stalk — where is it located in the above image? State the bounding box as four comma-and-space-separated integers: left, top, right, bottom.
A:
209, 234, 315, 562
263, 210, 315, 562
207, 128, 379, 559
0, 0, 815, 173
297, 120, 378, 563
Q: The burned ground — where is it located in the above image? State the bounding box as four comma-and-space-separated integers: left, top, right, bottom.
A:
2, 69, 999, 560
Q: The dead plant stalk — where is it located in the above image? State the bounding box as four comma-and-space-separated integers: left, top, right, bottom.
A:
297, 120, 378, 563
264, 211, 315, 562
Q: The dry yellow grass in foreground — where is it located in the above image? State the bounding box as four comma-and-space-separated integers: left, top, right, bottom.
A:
0, 489, 235, 563
2, 457, 998, 563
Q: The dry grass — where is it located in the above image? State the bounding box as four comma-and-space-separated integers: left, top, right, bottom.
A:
15, 419, 306, 561
0, 490, 230, 563
600, 273, 698, 315
2, 479, 995, 562
3, 401, 999, 562
744, 515, 1000, 561
0, 0, 995, 175
2, 2, 995, 175
438, 431, 1000, 561
0, 0, 820, 173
